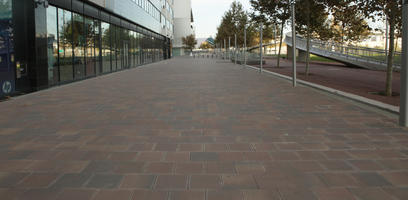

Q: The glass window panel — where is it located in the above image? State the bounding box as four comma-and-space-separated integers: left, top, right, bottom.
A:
84, 17, 95, 77
101, 22, 111, 73
122, 29, 129, 69
116, 26, 122, 70
136, 32, 140, 65
133, 31, 137, 67
130, 31, 135, 67
73, 13, 85, 79
58, 8, 73, 82
47, 6, 58, 85
94, 19, 101, 75
111, 25, 117, 71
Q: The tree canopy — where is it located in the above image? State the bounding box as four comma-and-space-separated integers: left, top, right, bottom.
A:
182, 34, 197, 51
215, 1, 257, 47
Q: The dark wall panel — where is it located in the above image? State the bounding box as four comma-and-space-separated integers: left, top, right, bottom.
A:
13, 0, 37, 92
84, 4, 99, 19
49, 0, 71, 10
110, 15, 120, 26
100, 11, 109, 22
72, 0, 84, 14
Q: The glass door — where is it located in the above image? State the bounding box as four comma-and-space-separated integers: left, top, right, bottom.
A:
123, 42, 129, 69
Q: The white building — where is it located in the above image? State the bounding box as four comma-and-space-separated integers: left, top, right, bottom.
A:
173, 0, 195, 56
90, 0, 174, 40
355, 31, 402, 51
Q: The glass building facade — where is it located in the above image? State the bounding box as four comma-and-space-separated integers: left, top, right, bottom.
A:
0, 0, 171, 97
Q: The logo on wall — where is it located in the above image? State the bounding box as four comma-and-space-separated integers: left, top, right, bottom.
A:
2, 81, 12, 94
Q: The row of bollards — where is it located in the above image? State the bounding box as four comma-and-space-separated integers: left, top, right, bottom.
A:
192, 53, 217, 59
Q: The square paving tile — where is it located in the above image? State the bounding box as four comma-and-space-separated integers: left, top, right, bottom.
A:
92, 190, 133, 200
85, 174, 123, 189
51, 173, 92, 188
222, 175, 258, 189
131, 190, 168, 200
190, 175, 221, 189
155, 175, 187, 189
352, 172, 392, 187
190, 152, 219, 161
170, 191, 205, 200
56, 189, 96, 200
17, 173, 59, 188
120, 175, 155, 189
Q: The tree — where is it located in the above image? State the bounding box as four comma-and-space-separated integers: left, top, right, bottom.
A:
250, 0, 290, 68
182, 34, 197, 52
356, 0, 403, 96
215, 1, 257, 48
199, 41, 212, 49
327, 1, 371, 44
294, 0, 330, 76
250, 14, 280, 50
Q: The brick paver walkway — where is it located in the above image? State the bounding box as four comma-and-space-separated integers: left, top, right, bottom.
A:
0, 57, 408, 200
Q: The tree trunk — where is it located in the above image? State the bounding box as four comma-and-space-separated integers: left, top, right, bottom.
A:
277, 20, 285, 68
385, 16, 395, 97
277, 1, 289, 68
305, 2, 311, 76
305, 30, 311, 76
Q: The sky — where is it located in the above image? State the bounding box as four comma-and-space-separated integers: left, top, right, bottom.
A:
191, 0, 251, 39
191, 0, 386, 40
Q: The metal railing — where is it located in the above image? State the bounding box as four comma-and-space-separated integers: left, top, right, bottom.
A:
285, 35, 402, 69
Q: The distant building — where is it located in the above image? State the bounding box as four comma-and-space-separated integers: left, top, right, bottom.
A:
173, 0, 195, 56
355, 31, 402, 51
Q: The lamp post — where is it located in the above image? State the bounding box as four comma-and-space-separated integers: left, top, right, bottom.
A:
400, 0, 408, 126
224, 39, 226, 60
244, 25, 247, 66
260, 22, 263, 73
385, 19, 389, 64
291, 0, 297, 87
235, 34, 237, 64
228, 37, 231, 60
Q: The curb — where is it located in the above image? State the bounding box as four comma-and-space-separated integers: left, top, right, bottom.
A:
244, 64, 400, 115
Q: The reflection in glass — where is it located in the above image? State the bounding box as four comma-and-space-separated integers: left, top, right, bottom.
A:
94, 20, 101, 75
58, 8, 73, 82
111, 25, 117, 71
116, 26, 122, 70
47, 6, 58, 85
85, 17, 95, 77
73, 13, 85, 79
122, 29, 129, 69
136, 32, 140, 65
131, 31, 136, 67
42, 5, 168, 86
101, 22, 111, 73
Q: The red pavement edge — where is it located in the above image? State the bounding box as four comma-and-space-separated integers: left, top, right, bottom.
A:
245, 64, 400, 115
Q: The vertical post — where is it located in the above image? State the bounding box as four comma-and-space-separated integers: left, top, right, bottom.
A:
244, 26, 247, 66
224, 39, 226, 60
260, 22, 263, 73
400, 0, 408, 126
228, 37, 231, 60
235, 34, 237, 64
385, 19, 389, 64
274, 23, 277, 55
291, 1, 297, 87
